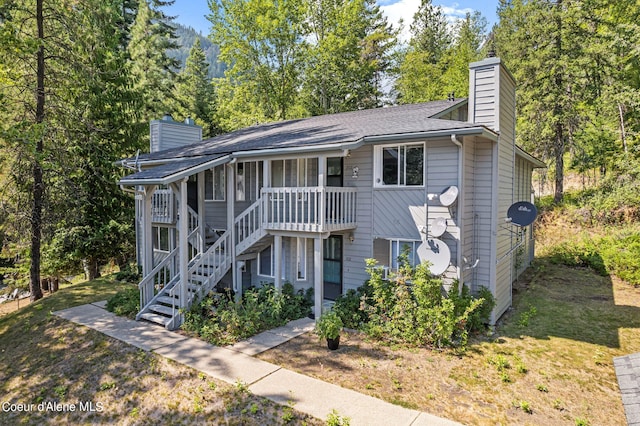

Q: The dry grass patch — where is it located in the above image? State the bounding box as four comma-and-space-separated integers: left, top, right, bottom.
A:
0, 277, 321, 425
258, 260, 640, 425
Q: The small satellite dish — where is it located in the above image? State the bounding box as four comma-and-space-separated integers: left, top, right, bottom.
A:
430, 217, 447, 237
417, 238, 451, 276
439, 186, 459, 207
507, 201, 538, 227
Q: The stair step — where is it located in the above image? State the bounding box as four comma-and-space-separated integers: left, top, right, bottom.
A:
149, 304, 176, 316
157, 296, 178, 305
139, 312, 170, 326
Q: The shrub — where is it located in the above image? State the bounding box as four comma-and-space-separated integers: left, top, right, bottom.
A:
181, 283, 312, 345
547, 231, 640, 286
106, 286, 139, 318
115, 264, 141, 283
333, 286, 370, 329
315, 310, 343, 340
359, 259, 489, 348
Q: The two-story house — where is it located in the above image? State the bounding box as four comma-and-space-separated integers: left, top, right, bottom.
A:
118, 57, 545, 330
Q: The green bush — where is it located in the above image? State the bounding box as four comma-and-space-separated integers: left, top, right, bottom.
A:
114, 264, 141, 283
106, 286, 140, 318
358, 259, 490, 348
333, 286, 370, 329
547, 231, 640, 286
182, 283, 312, 346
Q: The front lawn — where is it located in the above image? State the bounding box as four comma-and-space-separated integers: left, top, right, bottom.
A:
0, 276, 320, 425
258, 259, 640, 425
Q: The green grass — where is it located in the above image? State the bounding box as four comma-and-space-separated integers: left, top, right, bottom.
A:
0, 276, 321, 425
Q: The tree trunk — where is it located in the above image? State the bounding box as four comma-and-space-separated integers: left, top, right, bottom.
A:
83, 258, 101, 280
30, 0, 45, 302
552, 0, 564, 204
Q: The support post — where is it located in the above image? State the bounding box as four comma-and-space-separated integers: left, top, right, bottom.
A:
274, 234, 282, 292
227, 163, 236, 299
197, 171, 205, 254
318, 156, 326, 229
313, 236, 323, 321
179, 179, 189, 310
142, 185, 157, 277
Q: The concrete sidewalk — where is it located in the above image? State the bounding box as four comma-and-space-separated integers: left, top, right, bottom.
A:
54, 303, 462, 426
615, 354, 640, 426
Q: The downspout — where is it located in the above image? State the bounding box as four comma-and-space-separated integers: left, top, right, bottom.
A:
451, 134, 464, 295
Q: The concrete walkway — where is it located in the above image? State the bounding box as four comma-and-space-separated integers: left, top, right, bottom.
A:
54, 303, 461, 426
615, 354, 640, 425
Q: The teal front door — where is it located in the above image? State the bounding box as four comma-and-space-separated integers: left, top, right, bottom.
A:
323, 235, 342, 300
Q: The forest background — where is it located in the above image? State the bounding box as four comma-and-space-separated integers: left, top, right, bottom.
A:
0, 0, 638, 300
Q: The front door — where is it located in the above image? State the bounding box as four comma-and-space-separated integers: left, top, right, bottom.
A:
323, 235, 342, 300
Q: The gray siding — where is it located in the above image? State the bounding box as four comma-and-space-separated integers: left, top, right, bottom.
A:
343, 144, 374, 291
150, 120, 201, 153
494, 65, 517, 320
470, 140, 494, 293
469, 66, 497, 130
461, 139, 475, 286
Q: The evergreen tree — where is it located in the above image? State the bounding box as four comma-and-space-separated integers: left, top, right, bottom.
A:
128, 0, 180, 123
495, 0, 595, 202
173, 38, 217, 137
395, 4, 486, 103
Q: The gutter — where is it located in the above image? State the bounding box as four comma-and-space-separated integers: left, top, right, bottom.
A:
363, 126, 498, 144
119, 155, 231, 187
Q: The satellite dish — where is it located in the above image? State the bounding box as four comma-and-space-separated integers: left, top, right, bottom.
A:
417, 238, 451, 276
507, 201, 538, 227
439, 186, 459, 207
430, 217, 447, 237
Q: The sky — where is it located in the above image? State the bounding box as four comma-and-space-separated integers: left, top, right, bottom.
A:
164, 1, 500, 43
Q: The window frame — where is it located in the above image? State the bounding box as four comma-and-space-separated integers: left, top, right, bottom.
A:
374, 142, 425, 188
389, 239, 421, 270
258, 244, 274, 278
296, 237, 307, 281
205, 165, 226, 202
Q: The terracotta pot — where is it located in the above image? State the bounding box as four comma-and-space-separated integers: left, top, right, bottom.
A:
326, 336, 340, 350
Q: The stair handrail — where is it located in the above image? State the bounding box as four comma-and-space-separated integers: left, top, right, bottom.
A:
234, 197, 265, 254
138, 246, 179, 312
169, 229, 232, 322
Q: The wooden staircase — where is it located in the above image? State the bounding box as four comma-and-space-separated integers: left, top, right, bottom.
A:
136, 198, 267, 330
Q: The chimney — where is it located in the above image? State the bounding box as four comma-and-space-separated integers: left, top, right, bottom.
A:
468, 57, 516, 139
149, 114, 202, 153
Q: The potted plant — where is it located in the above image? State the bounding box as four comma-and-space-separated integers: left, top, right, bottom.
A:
315, 310, 343, 350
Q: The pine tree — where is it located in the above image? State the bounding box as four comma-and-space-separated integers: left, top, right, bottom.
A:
173, 38, 217, 137
128, 0, 180, 123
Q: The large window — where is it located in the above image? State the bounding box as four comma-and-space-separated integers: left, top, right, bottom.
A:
205, 165, 225, 201
375, 143, 424, 187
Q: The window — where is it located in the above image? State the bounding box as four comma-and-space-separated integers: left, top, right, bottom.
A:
297, 238, 307, 280
205, 165, 225, 201
390, 239, 420, 269
375, 143, 424, 187
297, 158, 307, 187
236, 162, 245, 201
258, 245, 273, 277
152, 226, 170, 252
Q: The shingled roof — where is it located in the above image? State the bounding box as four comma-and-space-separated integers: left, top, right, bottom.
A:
119, 98, 500, 185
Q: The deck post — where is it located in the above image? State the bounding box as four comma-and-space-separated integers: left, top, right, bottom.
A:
142, 185, 157, 278
197, 171, 205, 254
179, 178, 189, 312
274, 234, 282, 292
227, 163, 237, 301
313, 236, 323, 321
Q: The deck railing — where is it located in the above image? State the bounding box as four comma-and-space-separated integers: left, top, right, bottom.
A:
151, 189, 174, 223
138, 246, 179, 310
261, 187, 357, 232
